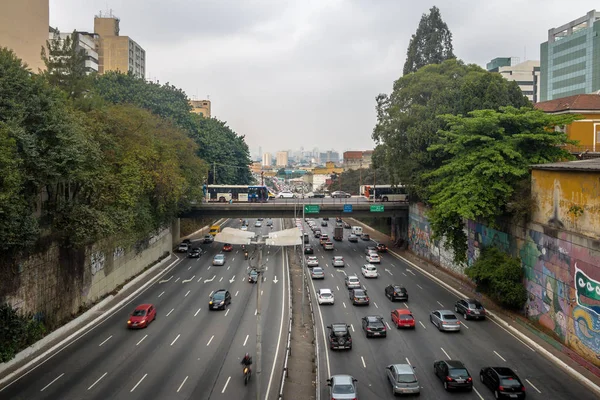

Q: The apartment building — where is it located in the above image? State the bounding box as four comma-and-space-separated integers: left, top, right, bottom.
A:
47, 28, 99, 74
487, 57, 541, 103
343, 150, 373, 171
190, 99, 211, 118
262, 153, 272, 167
276, 151, 289, 167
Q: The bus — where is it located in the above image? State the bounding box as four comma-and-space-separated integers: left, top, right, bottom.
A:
206, 185, 270, 203
362, 184, 408, 202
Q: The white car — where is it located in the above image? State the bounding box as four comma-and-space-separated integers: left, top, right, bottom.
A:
255, 221, 262, 227
240, 225, 248, 231
361, 264, 378, 278
332, 256, 345, 267
306, 256, 319, 267
345, 275, 361, 289
317, 288, 334, 305
366, 253, 381, 264
278, 191, 295, 198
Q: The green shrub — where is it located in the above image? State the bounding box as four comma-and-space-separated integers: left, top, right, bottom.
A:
465, 247, 527, 310
0, 303, 46, 362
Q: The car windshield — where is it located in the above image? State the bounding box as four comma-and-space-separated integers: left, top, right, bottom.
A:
354, 290, 366, 296
213, 293, 225, 300
215, 255, 224, 260
397, 373, 417, 383
321, 293, 332, 297
449, 368, 469, 378
132, 309, 146, 316
332, 384, 354, 394
399, 314, 413, 320
500, 378, 522, 387
367, 266, 376, 270
469, 303, 483, 309
313, 268, 323, 273
442, 314, 457, 320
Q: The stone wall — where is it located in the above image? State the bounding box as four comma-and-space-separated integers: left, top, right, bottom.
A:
408, 202, 600, 367
4, 228, 172, 327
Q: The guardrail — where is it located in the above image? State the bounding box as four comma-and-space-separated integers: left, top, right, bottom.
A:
277, 240, 294, 399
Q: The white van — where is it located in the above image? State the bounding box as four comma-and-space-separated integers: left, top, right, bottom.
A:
351, 226, 363, 235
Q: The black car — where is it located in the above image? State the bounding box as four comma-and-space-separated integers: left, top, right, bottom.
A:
322, 217, 329, 221
327, 323, 352, 350
188, 247, 202, 258
203, 235, 214, 244
304, 245, 314, 254
385, 284, 408, 301
314, 230, 322, 238
343, 222, 351, 229
335, 217, 342, 223
266, 220, 273, 226
361, 315, 387, 338
361, 233, 370, 241
349, 288, 370, 305
209, 289, 231, 310
434, 360, 473, 391
455, 299, 486, 320
182, 238, 192, 245
480, 367, 526, 399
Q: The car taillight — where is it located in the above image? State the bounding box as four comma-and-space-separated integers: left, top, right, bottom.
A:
366, 297, 369, 301
466, 377, 472, 382
521, 386, 526, 391
467, 309, 472, 313
446, 376, 454, 382
499, 386, 504, 391
366, 327, 371, 331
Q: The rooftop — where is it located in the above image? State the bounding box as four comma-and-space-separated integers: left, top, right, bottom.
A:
534, 94, 600, 113
531, 158, 600, 172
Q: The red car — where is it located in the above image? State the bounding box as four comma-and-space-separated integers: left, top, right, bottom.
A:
222, 243, 233, 252
376, 243, 388, 252
391, 309, 415, 329
127, 304, 156, 329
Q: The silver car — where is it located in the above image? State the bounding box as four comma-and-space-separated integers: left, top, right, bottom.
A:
306, 256, 319, 267
345, 275, 361, 289
430, 310, 461, 332
328, 374, 358, 400
311, 267, 325, 279
332, 256, 345, 267
212, 254, 225, 266
386, 364, 420, 395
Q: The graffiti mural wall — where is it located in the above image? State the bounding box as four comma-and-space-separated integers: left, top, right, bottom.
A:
409, 204, 600, 367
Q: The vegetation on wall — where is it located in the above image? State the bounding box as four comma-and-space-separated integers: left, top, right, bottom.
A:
0, 303, 46, 363
465, 247, 528, 310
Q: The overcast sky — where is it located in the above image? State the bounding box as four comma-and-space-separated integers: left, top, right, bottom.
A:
50, 0, 599, 156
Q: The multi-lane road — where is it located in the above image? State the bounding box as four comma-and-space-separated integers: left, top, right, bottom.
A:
0, 219, 289, 400
307, 218, 599, 400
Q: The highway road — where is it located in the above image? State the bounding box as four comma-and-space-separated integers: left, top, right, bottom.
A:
306, 218, 599, 400
0, 219, 290, 400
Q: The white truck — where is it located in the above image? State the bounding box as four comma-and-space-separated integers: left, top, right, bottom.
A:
351, 226, 363, 236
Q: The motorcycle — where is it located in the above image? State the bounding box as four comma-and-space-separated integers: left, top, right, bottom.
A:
244, 251, 249, 260
244, 366, 252, 385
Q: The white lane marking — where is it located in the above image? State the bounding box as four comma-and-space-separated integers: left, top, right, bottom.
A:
488, 317, 536, 352
204, 275, 216, 283
266, 266, 268, 271
441, 347, 451, 359
207, 266, 211, 270
261, 290, 263, 296
361, 356, 366, 368
235, 290, 239, 297
177, 376, 188, 393
98, 335, 112, 347
158, 291, 165, 298
225, 309, 230, 317
227, 266, 230, 270
209, 290, 214, 296
473, 387, 485, 399
221, 376, 231, 394
254, 309, 257, 315
336, 286, 340, 291
188, 266, 192, 270
402, 272, 407, 277
416, 284, 423, 290
136, 335, 147, 346
243, 334, 249, 346
386, 269, 393, 276
130, 373, 147, 392
403, 302, 408, 309
374, 302, 379, 308
159, 275, 172, 284
87, 372, 107, 390
185, 290, 190, 297
207, 335, 214, 346
406, 269, 416, 276
437, 301, 444, 307
166, 308, 174, 316
419, 321, 426, 329
182, 275, 195, 283
331, 273, 334, 277
197, 276, 203, 282
494, 350, 506, 362
391, 263, 396, 267
175, 277, 180, 283
385, 322, 391, 330
194, 308, 201, 317
405, 357, 411, 365
350, 324, 355, 332
461, 320, 469, 329
40, 373, 64, 391
526, 379, 542, 393
219, 277, 223, 282
343, 302, 347, 308
170, 334, 181, 346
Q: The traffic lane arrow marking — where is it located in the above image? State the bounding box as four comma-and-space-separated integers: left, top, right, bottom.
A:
182, 275, 195, 283
273, 275, 278, 283
229, 275, 235, 283
204, 275, 216, 283
159, 276, 173, 284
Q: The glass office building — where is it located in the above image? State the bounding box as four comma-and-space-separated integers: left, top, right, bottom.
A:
540, 10, 600, 101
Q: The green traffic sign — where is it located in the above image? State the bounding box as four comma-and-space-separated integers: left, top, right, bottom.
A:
304, 204, 320, 214
370, 204, 384, 212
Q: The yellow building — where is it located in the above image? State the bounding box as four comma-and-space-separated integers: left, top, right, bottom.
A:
535, 94, 600, 153
0, 0, 49, 72
190, 100, 211, 118
531, 159, 600, 239
313, 161, 343, 175
94, 12, 145, 78
250, 162, 262, 174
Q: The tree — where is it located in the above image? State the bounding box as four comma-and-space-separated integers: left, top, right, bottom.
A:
373, 59, 530, 200
403, 6, 455, 75
465, 247, 528, 310
41, 30, 90, 99
426, 107, 577, 262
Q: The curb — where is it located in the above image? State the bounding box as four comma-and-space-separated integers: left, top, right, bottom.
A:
0, 254, 180, 389
388, 250, 600, 397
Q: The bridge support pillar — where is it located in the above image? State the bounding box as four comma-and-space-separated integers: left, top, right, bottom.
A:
391, 217, 397, 242
172, 218, 181, 245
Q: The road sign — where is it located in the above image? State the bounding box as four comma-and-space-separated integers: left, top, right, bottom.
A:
370, 204, 384, 212
304, 204, 320, 214
343, 204, 353, 213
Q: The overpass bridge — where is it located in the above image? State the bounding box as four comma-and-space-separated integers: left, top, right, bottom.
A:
179, 198, 409, 219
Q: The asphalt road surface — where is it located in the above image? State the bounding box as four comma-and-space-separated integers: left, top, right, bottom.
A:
306, 218, 599, 400
0, 218, 290, 400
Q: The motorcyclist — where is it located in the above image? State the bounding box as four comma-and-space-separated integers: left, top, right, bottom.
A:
244, 250, 249, 259
241, 353, 253, 374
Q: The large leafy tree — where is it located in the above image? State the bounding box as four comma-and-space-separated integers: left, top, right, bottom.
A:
41, 30, 90, 99
426, 107, 577, 262
373, 59, 530, 200
403, 6, 455, 75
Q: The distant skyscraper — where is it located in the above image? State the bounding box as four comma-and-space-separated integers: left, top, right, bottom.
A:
487, 57, 540, 103
262, 152, 272, 167
276, 151, 288, 167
